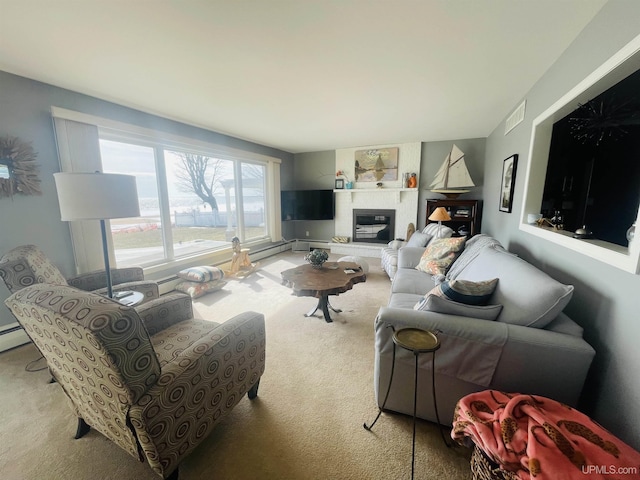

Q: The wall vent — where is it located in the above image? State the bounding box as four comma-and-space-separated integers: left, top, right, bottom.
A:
505, 100, 526, 135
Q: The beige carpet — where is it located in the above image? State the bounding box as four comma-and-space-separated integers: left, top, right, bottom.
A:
0, 251, 472, 479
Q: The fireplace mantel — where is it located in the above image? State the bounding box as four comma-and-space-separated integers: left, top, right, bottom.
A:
334, 188, 418, 203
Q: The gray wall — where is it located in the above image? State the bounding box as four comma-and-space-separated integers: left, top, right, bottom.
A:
0, 70, 293, 329
288, 150, 336, 241
481, 1, 640, 448
418, 139, 486, 230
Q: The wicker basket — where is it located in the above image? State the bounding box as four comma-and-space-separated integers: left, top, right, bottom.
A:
471, 445, 519, 480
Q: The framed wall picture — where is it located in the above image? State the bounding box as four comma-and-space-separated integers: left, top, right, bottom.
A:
353, 147, 399, 182
499, 154, 518, 213
335, 178, 344, 189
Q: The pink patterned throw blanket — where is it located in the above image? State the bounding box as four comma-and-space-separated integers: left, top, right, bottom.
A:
452, 390, 640, 479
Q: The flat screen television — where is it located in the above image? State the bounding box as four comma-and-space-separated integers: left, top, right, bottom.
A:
281, 190, 335, 221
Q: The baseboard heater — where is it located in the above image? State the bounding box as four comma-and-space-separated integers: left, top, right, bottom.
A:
0, 322, 30, 353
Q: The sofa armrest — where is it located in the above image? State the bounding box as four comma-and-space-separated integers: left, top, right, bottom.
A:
493, 322, 595, 406
375, 306, 595, 406
376, 306, 507, 387
397, 246, 427, 269
134, 292, 193, 335
129, 311, 266, 478
387, 240, 406, 249
376, 307, 507, 346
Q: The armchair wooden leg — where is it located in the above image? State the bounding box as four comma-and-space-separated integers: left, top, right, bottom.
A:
248, 380, 260, 400
74, 418, 91, 439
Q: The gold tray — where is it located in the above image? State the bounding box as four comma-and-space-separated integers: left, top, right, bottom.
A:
393, 328, 440, 353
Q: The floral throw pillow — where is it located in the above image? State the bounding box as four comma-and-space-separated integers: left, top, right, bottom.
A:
415, 237, 467, 275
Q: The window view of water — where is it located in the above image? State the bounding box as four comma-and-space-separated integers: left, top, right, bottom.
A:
100, 139, 267, 267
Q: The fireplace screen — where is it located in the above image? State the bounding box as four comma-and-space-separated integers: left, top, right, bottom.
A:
353, 209, 395, 244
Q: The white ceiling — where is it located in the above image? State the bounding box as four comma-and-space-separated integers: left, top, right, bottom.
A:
0, 0, 606, 153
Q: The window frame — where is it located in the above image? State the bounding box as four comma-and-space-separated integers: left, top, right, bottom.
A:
51, 107, 281, 278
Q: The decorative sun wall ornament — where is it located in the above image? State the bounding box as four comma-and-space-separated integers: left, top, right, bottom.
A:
0, 135, 41, 198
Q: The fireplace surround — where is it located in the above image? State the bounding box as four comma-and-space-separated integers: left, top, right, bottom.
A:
353, 209, 395, 244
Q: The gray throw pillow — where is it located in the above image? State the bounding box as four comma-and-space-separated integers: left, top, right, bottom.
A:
406, 232, 433, 247
413, 294, 503, 321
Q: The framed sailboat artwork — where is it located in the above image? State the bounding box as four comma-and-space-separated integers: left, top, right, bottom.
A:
430, 144, 475, 198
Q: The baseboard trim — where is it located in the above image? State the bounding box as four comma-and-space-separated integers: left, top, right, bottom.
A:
0, 322, 30, 352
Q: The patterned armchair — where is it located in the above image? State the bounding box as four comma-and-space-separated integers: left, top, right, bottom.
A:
0, 244, 159, 303
5, 284, 266, 479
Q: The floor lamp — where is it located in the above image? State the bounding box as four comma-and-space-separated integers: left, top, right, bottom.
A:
54, 172, 140, 298
428, 206, 451, 237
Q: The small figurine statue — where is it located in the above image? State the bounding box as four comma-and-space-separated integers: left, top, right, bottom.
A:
408, 173, 417, 188
228, 236, 256, 277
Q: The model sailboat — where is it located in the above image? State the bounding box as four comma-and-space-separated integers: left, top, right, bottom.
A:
430, 144, 475, 198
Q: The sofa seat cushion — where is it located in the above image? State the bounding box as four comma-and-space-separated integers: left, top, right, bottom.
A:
391, 268, 437, 295
388, 292, 425, 309
416, 237, 467, 275
544, 312, 584, 337
456, 246, 574, 328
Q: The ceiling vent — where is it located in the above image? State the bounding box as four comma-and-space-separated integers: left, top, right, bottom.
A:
505, 100, 526, 135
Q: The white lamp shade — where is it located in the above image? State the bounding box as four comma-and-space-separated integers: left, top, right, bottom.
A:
54, 172, 140, 220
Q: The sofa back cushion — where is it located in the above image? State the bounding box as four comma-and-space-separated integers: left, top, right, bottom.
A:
456, 246, 574, 328
406, 232, 432, 247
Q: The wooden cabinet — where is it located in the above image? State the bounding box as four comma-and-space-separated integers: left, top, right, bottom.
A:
426, 199, 482, 237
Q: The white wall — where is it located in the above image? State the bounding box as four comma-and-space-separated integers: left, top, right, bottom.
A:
335, 142, 421, 239
481, 1, 640, 448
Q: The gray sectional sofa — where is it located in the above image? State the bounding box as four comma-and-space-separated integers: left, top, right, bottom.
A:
374, 234, 595, 425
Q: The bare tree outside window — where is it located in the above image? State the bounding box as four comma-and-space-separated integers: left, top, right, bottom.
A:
173, 153, 224, 212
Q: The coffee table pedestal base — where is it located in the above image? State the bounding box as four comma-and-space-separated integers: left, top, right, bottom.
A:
304, 296, 342, 322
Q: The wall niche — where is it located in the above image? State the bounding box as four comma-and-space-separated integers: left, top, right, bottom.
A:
541, 68, 640, 247
521, 34, 640, 274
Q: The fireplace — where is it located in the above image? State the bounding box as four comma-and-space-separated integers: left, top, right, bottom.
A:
353, 209, 395, 244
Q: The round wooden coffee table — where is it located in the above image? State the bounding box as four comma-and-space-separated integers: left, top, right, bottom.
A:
281, 261, 367, 322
